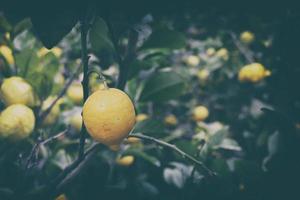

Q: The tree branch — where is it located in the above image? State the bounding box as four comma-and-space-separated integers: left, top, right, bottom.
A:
78, 18, 90, 160
129, 133, 217, 177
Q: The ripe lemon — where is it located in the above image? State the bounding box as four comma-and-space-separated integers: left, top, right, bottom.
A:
240, 31, 255, 44
116, 155, 135, 166
0, 45, 14, 65
206, 48, 216, 57
136, 113, 149, 122
0, 76, 35, 107
197, 69, 210, 81
164, 114, 178, 126
192, 106, 209, 121
216, 48, 229, 60
69, 110, 82, 132
37, 47, 62, 58
238, 63, 271, 83
67, 82, 83, 105
41, 96, 63, 126
126, 136, 141, 144
184, 55, 200, 67
0, 104, 35, 140
82, 88, 136, 148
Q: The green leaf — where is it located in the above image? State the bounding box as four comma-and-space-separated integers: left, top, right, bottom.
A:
142, 27, 186, 50
127, 59, 153, 80
15, 48, 39, 78
51, 149, 73, 170
207, 128, 228, 147
27, 72, 53, 100
30, 7, 79, 48
140, 71, 187, 102
124, 149, 161, 167
89, 17, 116, 69
134, 119, 165, 137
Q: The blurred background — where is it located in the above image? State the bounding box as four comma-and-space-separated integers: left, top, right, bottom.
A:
0, 3, 300, 200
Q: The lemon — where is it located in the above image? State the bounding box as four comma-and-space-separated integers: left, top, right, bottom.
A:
0, 104, 35, 140
55, 194, 68, 200
0, 45, 14, 65
67, 82, 83, 105
126, 136, 141, 144
54, 73, 65, 86
69, 110, 82, 132
37, 47, 62, 58
197, 69, 210, 81
164, 114, 178, 126
41, 96, 63, 126
184, 55, 200, 67
116, 155, 135, 166
136, 113, 149, 122
82, 88, 136, 148
192, 106, 209, 121
216, 48, 229, 60
240, 31, 255, 44
206, 48, 216, 57
0, 76, 35, 107
238, 63, 271, 83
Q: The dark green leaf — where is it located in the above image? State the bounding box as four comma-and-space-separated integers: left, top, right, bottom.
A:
140, 71, 187, 102
15, 48, 39, 78
134, 119, 165, 137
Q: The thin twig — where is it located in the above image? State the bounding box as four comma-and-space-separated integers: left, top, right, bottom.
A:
38, 63, 81, 125
228, 31, 255, 63
25, 129, 69, 170
129, 133, 217, 176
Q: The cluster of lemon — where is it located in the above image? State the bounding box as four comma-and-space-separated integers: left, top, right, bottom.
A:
238, 63, 271, 83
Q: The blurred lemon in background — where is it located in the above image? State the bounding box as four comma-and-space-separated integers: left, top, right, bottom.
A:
192, 106, 209, 121
197, 69, 210, 81
82, 88, 136, 148
0, 76, 36, 107
216, 48, 229, 60
37, 47, 62, 58
116, 155, 135, 166
240, 31, 255, 44
0, 104, 35, 140
69, 110, 82, 132
67, 82, 83, 105
164, 114, 178, 126
184, 55, 200, 67
206, 48, 216, 57
238, 63, 271, 83
0, 45, 14, 65
42, 96, 63, 126
136, 113, 149, 122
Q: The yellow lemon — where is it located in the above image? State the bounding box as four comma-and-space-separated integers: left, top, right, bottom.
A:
216, 48, 229, 60
0, 45, 14, 65
69, 110, 82, 132
67, 82, 83, 105
42, 96, 62, 126
0, 104, 35, 140
164, 114, 178, 126
197, 69, 210, 81
240, 31, 255, 44
82, 88, 136, 147
0, 76, 35, 107
184, 55, 200, 67
238, 63, 271, 83
55, 194, 68, 200
54, 73, 65, 86
206, 48, 216, 57
136, 113, 149, 122
192, 106, 209, 121
126, 136, 141, 144
37, 47, 62, 58
116, 155, 135, 166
